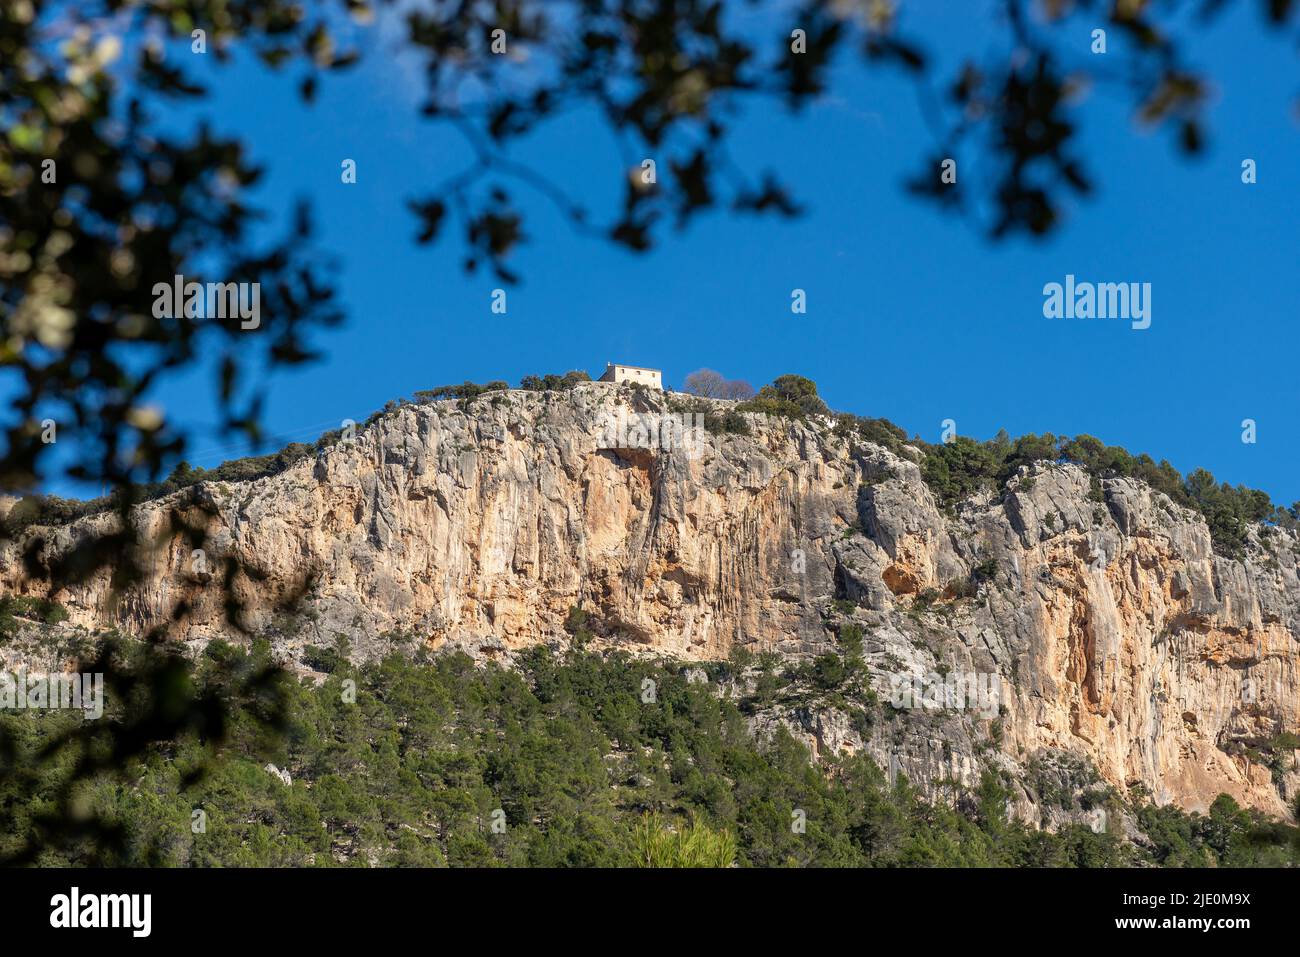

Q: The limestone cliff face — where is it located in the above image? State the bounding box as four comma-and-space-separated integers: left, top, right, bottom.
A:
3, 383, 1298, 820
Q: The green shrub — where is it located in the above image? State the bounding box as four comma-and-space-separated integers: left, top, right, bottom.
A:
736, 374, 829, 419
0, 595, 71, 639
414, 380, 509, 402
563, 605, 595, 646
630, 814, 737, 868
301, 645, 342, 674
810, 653, 847, 689
519, 370, 591, 391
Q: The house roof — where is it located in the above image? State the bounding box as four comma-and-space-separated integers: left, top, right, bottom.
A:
606, 363, 662, 374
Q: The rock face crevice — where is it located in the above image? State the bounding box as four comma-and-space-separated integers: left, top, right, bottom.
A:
3, 383, 1298, 819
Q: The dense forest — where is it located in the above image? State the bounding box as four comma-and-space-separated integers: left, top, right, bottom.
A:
2, 622, 1298, 868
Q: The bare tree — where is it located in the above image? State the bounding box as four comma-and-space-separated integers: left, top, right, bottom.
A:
683, 369, 728, 398
684, 370, 757, 400
722, 380, 757, 401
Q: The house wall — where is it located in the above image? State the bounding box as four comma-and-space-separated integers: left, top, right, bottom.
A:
600, 366, 662, 389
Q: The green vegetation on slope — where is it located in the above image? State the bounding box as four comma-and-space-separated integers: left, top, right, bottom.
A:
918, 432, 1297, 557
3, 635, 1298, 867
0, 596, 70, 641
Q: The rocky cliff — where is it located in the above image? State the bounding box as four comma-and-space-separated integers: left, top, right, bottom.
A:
3, 383, 1298, 823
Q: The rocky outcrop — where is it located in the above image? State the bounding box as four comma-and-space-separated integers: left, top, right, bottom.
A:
3, 383, 1298, 820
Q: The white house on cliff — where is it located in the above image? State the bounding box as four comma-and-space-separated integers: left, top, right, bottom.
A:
597, 363, 662, 389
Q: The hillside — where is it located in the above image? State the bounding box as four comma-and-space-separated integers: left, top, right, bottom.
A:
2, 379, 1299, 833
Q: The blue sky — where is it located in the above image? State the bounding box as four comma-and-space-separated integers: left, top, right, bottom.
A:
127, 3, 1300, 506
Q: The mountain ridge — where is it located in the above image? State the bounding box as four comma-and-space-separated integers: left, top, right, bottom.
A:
2, 380, 1298, 824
